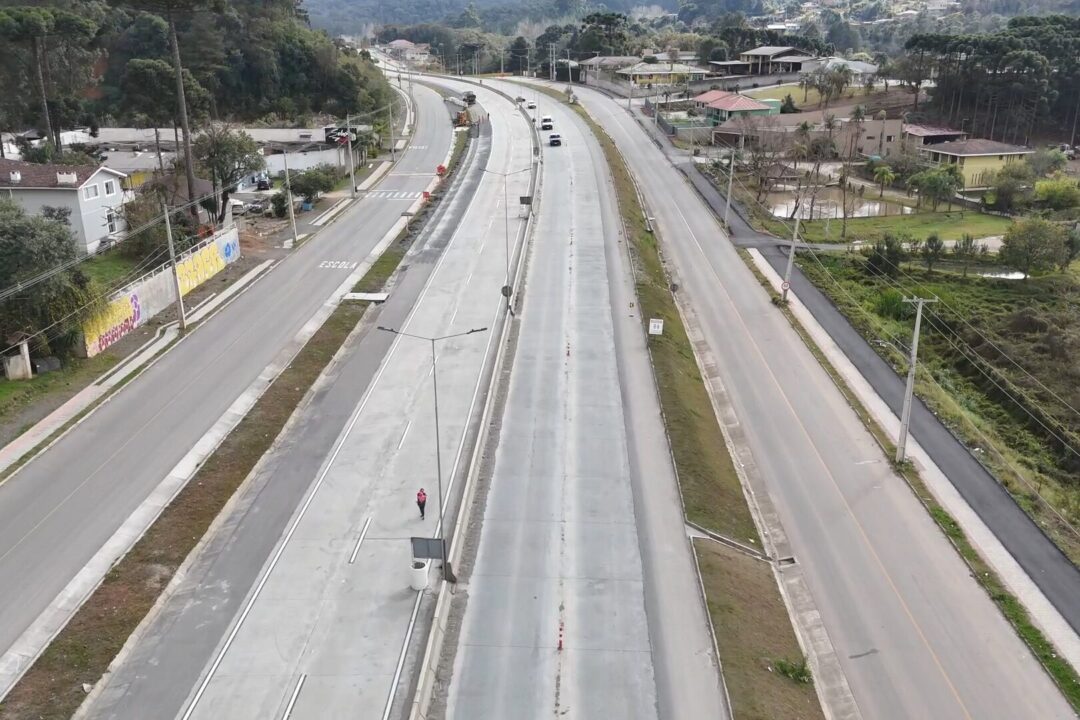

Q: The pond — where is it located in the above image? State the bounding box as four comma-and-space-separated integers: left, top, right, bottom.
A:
767, 186, 914, 220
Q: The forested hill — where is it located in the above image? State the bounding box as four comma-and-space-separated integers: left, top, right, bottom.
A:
0, 0, 392, 133
304, 0, 679, 35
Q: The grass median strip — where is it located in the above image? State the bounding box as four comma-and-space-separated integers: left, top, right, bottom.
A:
696, 540, 825, 720
530, 83, 826, 719
0, 130, 472, 720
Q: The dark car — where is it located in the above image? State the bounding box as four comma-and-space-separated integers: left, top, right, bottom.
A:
549, 133, 562, 146
256, 178, 271, 191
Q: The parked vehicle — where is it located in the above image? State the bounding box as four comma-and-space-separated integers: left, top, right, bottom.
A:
548, 133, 562, 146
540, 115, 553, 130
256, 178, 271, 191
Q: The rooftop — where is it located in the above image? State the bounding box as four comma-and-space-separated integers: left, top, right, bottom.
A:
579, 55, 639, 68
708, 94, 773, 112
929, 139, 1033, 156
741, 46, 796, 56
0, 158, 124, 189
693, 89, 733, 104
904, 123, 966, 137
617, 62, 703, 75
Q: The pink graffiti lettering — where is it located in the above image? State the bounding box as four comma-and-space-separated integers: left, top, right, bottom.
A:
96, 292, 142, 353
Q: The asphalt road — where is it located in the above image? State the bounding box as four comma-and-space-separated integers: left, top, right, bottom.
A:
567, 84, 1073, 720
677, 147, 1080, 636
0, 85, 454, 690
81, 85, 535, 719
79, 110, 486, 720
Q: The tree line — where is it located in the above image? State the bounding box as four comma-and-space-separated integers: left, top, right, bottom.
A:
906, 16, 1080, 146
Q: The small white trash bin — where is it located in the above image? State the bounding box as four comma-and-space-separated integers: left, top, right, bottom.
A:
410, 560, 429, 591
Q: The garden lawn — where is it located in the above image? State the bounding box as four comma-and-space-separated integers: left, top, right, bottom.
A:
761, 210, 1013, 244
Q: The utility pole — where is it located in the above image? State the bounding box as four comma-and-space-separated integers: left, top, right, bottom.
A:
388, 103, 396, 162
565, 49, 572, 87
162, 201, 187, 333
500, 51, 504, 75
345, 113, 357, 198
780, 211, 801, 303
281, 149, 299, 248
723, 134, 743, 230
896, 297, 937, 464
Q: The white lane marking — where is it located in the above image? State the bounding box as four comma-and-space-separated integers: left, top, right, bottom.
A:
397, 420, 412, 450
349, 517, 373, 565
382, 592, 424, 720
281, 674, 306, 719
181, 124, 478, 720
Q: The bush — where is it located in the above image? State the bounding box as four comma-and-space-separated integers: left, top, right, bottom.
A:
875, 288, 909, 320
271, 191, 287, 218
1034, 177, 1080, 211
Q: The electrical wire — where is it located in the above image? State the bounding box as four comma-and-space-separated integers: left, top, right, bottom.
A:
726, 171, 1080, 536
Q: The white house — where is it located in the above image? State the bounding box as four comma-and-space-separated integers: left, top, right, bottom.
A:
0, 158, 128, 254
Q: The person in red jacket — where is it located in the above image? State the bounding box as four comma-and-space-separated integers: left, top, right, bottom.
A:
416, 488, 427, 520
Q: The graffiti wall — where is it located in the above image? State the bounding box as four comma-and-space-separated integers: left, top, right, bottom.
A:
83, 292, 142, 357
82, 227, 241, 357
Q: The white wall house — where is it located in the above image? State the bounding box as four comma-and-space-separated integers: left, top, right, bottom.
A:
0, 159, 128, 254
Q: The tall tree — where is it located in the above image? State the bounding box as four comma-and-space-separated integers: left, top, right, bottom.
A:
1000, 217, 1067, 278
122, 57, 210, 174
0, 8, 96, 148
874, 164, 895, 197
0, 199, 100, 355
193, 125, 264, 224
113, 0, 222, 217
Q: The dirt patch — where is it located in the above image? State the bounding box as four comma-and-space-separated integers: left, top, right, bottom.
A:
696, 540, 825, 720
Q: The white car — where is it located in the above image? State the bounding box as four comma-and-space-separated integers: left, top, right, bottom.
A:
527, 101, 537, 109
540, 115, 553, 130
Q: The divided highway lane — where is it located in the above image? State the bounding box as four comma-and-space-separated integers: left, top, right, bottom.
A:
175, 93, 532, 719
82, 87, 535, 720
0, 85, 453, 692
567, 84, 1074, 719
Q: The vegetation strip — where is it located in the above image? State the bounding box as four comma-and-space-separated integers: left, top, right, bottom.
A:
0, 130, 470, 720
532, 84, 825, 718
738, 249, 1080, 711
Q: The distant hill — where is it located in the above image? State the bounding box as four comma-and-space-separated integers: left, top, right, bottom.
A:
303, 0, 670, 34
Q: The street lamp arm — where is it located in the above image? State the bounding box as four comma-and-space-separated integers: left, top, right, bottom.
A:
377, 326, 488, 342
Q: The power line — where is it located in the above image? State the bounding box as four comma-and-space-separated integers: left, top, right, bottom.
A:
728, 172, 1080, 537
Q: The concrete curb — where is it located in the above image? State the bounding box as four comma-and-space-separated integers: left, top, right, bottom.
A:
561, 82, 861, 720
407, 77, 541, 720
746, 248, 1080, 673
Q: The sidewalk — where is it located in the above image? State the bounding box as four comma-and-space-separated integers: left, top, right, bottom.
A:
629, 97, 1080, 651
0, 260, 275, 478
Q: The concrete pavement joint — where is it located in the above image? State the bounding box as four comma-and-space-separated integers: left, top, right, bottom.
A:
407, 77, 542, 720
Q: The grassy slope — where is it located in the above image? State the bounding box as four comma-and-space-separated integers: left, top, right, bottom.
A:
758, 209, 1014, 244
797, 253, 1080, 565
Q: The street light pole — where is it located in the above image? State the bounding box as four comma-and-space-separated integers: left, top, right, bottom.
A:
723, 134, 743, 230
483, 165, 532, 309
377, 326, 488, 580
280, 146, 299, 248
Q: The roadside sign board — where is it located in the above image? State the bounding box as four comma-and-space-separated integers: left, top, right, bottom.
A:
781, 281, 790, 291
411, 537, 445, 560
648, 318, 664, 336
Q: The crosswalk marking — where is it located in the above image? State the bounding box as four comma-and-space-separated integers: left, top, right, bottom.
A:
364, 190, 423, 199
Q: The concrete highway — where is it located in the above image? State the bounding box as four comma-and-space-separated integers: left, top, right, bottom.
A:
0, 85, 454, 696
80, 85, 535, 719
439, 78, 728, 719
561, 83, 1074, 719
